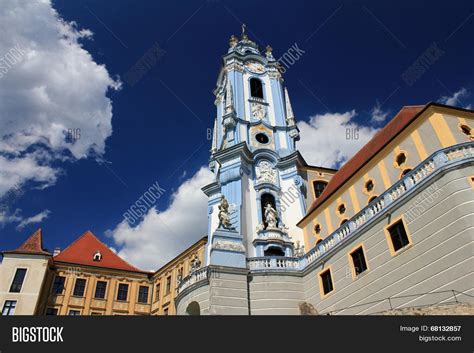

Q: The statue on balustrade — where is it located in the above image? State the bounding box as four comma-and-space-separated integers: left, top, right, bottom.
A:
190, 254, 201, 274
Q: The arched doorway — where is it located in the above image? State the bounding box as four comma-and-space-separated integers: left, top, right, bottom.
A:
186, 301, 200, 316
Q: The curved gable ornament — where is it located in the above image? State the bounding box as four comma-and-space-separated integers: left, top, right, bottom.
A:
256, 160, 277, 184
251, 102, 266, 120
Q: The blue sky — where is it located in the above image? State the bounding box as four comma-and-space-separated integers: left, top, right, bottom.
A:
0, 0, 473, 269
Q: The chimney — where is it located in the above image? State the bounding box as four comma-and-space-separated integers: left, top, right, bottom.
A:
53, 247, 61, 256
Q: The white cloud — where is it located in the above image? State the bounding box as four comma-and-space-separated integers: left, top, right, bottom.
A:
0, 0, 120, 199
0, 209, 22, 225
439, 88, 471, 108
370, 101, 390, 123
0, 208, 50, 230
108, 167, 214, 270
16, 209, 51, 230
297, 111, 379, 168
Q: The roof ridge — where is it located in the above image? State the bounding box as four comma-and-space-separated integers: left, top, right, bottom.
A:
298, 104, 429, 225
53, 230, 146, 273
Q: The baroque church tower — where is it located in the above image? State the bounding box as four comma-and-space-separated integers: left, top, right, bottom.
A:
203, 27, 307, 266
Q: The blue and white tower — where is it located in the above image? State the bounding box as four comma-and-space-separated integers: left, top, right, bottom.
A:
203, 28, 307, 267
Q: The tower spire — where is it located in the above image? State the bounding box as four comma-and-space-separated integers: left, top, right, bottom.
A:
284, 87, 296, 126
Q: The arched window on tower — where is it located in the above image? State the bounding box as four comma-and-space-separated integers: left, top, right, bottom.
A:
313, 181, 328, 198
261, 193, 277, 229
250, 78, 264, 99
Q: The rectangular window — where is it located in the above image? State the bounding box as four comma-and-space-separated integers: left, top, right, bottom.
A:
52, 276, 65, 294
117, 283, 129, 301
155, 284, 161, 302
94, 281, 107, 299
68, 310, 80, 316
165, 276, 171, 295
319, 269, 334, 295
138, 286, 149, 304
9, 268, 27, 293
45, 307, 58, 316
73, 278, 86, 297
2, 300, 17, 316
350, 246, 368, 276
387, 219, 410, 253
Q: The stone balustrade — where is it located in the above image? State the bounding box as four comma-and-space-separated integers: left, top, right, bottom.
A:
177, 267, 208, 294
248, 142, 474, 272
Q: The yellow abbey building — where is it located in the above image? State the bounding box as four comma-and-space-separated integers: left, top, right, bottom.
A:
0, 229, 206, 315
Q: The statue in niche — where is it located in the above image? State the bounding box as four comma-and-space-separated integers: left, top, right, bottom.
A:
218, 195, 235, 230
264, 202, 278, 229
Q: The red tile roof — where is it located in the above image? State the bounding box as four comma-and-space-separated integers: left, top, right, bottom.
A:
298, 104, 427, 226
3, 228, 51, 256
53, 230, 147, 273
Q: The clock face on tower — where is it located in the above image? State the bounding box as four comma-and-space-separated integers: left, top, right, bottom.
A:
245, 61, 265, 74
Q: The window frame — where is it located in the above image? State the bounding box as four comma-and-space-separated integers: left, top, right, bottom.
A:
116, 283, 129, 302
155, 283, 161, 303
9, 268, 27, 293
72, 278, 87, 297
384, 216, 412, 256
165, 276, 172, 295
94, 280, 108, 299
249, 77, 264, 99
68, 309, 81, 316
318, 267, 335, 299
312, 180, 328, 199
45, 307, 58, 316
52, 275, 66, 295
2, 300, 17, 316
348, 243, 369, 279
137, 285, 149, 304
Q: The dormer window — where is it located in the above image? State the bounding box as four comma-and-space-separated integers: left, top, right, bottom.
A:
93, 251, 102, 262
250, 78, 263, 99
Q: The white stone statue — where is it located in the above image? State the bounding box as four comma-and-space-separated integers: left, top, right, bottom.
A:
218, 195, 234, 230
264, 202, 278, 229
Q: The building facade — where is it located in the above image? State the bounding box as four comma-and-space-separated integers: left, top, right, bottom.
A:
175, 31, 474, 315
0, 230, 206, 316
1, 30, 473, 316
